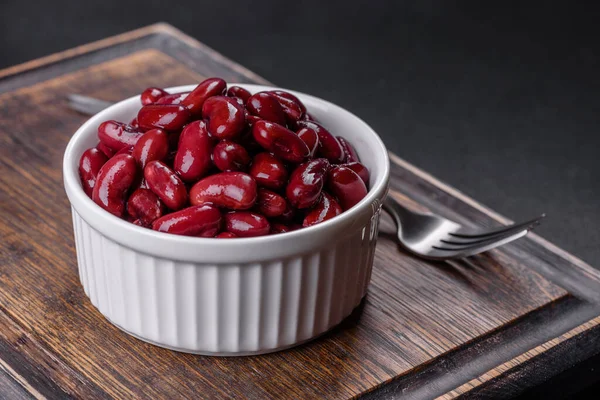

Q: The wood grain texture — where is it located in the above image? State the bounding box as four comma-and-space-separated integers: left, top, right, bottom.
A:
442, 315, 600, 399
0, 24, 598, 399
0, 366, 36, 400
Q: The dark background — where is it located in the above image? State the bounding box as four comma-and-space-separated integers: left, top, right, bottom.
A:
1, 1, 599, 398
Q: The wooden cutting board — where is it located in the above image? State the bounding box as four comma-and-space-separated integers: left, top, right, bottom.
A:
1, 24, 600, 399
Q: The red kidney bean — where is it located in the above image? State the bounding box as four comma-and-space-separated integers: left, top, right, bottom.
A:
249, 152, 288, 189
137, 104, 190, 131
190, 172, 257, 210
173, 121, 213, 182
286, 158, 330, 209
327, 165, 368, 210
244, 111, 262, 127
278, 201, 296, 222
291, 112, 317, 129
202, 96, 246, 139
252, 120, 309, 163
213, 140, 250, 172
303, 192, 342, 227
132, 128, 169, 168
79, 148, 109, 197
256, 188, 287, 217
246, 92, 286, 125
227, 86, 252, 104
337, 136, 359, 163
297, 127, 319, 157
144, 160, 188, 210
115, 146, 133, 156
269, 90, 305, 122
215, 232, 237, 238
270, 90, 306, 113
231, 97, 244, 107
127, 188, 165, 226
152, 204, 222, 237
141, 87, 169, 105
96, 142, 115, 158
302, 113, 316, 122
92, 154, 138, 217
270, 223, 291, 234
181, 77, 227, 116
98, 120, 143, 151
296, 120, 344, 163
345, 161, 369, 186
155, 91, 190, 105
224, 211, 270, 237
129, 117, 140, 129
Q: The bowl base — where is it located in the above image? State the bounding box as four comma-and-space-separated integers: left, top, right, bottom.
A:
105, 314, 346, 356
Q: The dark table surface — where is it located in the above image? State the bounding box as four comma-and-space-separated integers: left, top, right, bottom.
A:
1, 1, 598, 398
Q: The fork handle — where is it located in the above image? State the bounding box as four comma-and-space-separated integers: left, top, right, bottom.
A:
382, 196, 415, 227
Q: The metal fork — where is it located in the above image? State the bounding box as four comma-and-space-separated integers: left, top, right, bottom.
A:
67, 94, 544, 260
382, 196, 543, 260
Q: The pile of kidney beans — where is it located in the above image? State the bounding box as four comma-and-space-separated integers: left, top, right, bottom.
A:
79, 78, 370, 238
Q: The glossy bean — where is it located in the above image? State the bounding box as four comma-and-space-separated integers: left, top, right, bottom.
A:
269, 90, 305, 122
129, 117, 140, 129
96, 142, 115, 158
189, 172, 257, 210
155, 91, 190, 105
114, 146, 133, 156
278, 201, 296, 223
181, 77, 227, 116
127, 188, 165, 226
327, 165, 368, 210
256, 188, 287, 217
252, 120, 309, 163
137, 104, 190, 131
246, 92, 286, 125
144, 160, 188, 210
244, 111, 262, 127
98, 120, 143, 151
92, 154, 138, 217
173, 121, 213, 182
79, 147, 109, 197
337, 137, 359, 164
132, 128, 169, 168
202, 96, 246, 139
291, 112, 317, 129
224, 211, 270, 237
152, 205, 222, 237
344, 161, 369, 187
215, 232, 237, 238
213, 140, 250, 172
141, 87, 169, 105
249, 152, 288, 189
296, 120, 344, 163
227, 86, 252, 104
303, 192, 342, 227
270, 223, 291, 234
286, 158, 330, 209
297, 127, 319, 157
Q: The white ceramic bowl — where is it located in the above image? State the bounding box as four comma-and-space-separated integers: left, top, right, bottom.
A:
63, 84, 390, 355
